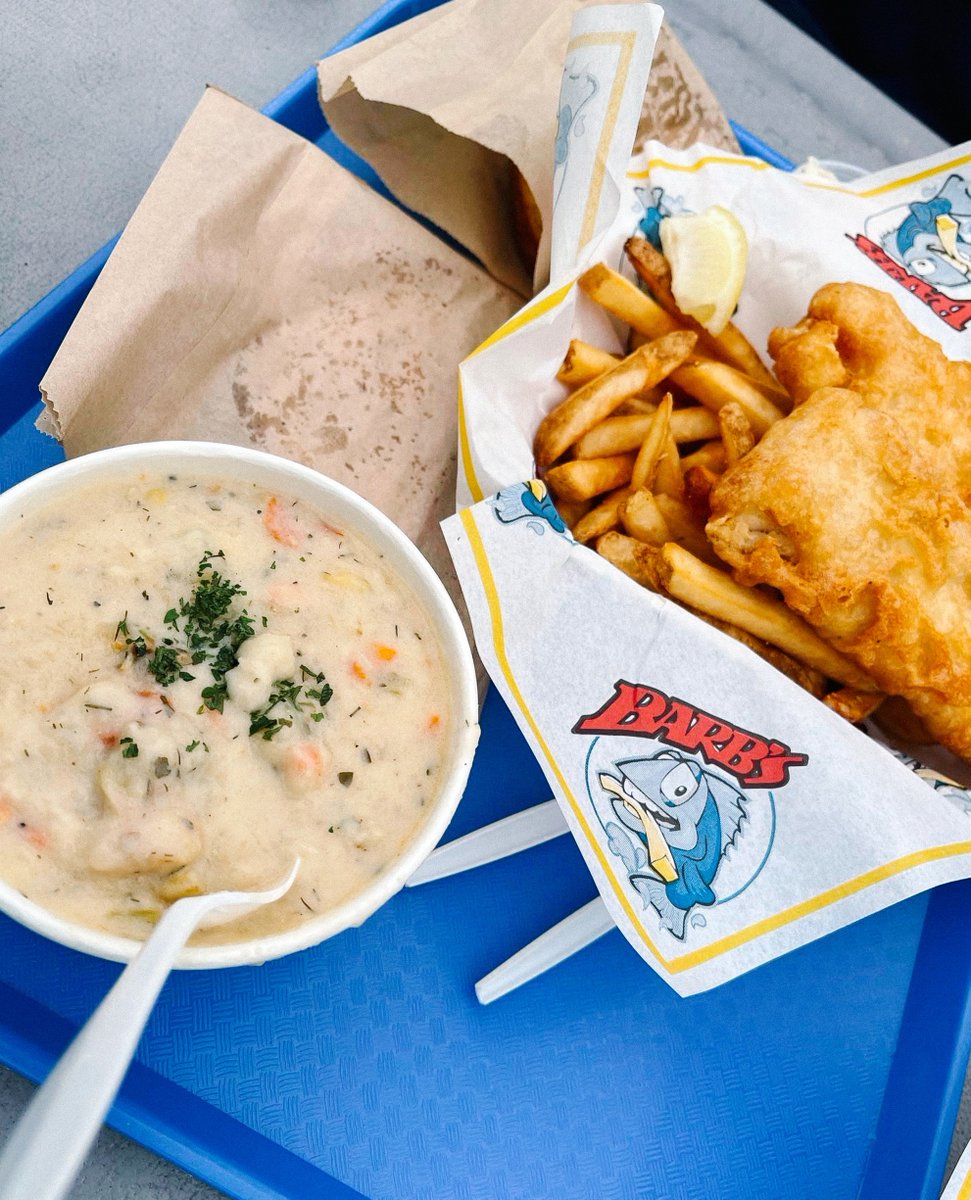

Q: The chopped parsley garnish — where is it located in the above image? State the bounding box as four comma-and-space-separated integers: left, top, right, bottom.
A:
120, 736, 139, 759
200, 681, 228, 714
301, 663, 334, 708
147, 645, 182, 686
117, 551, 256, 704
114, 553, 334, 741
248, 668, 333, 740
128, 635, 150, 660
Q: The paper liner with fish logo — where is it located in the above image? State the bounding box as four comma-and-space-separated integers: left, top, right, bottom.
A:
574, 681, 800, 940
849, 171, 971, 331
489, 480, 570, 537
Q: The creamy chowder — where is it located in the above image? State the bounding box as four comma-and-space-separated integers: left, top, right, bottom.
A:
0, 471, 452, 944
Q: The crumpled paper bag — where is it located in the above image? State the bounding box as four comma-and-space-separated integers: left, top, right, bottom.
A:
318, 0, 736, 296
39, 86, 519, 617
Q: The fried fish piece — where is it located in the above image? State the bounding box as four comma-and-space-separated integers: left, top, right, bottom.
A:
769, 282, 971, 493
707, 283, 971, 760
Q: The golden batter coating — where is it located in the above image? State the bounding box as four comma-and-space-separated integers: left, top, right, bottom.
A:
707, 283, 971, 760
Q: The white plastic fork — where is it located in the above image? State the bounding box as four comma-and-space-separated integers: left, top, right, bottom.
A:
475, 895, 614, 1004
408, 800, 617, 1002
0, 858, 301, 1200
406, 798, 569, 884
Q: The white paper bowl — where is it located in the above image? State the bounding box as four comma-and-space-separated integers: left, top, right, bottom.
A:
0, 441, 479, 968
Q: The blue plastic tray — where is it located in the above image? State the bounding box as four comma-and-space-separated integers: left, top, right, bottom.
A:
3, 5, 971, 1197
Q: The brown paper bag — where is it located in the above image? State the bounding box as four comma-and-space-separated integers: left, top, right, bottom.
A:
40, 87, 519, 612
318, 0, 737, 295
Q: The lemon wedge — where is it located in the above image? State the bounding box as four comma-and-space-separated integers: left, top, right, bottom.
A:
659, 205, 748, 335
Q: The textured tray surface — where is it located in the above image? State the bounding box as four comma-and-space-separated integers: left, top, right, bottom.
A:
0, 684, 933, 1200
0, 5, 967, 1196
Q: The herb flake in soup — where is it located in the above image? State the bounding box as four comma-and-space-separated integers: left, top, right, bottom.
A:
0, 473, 451, 944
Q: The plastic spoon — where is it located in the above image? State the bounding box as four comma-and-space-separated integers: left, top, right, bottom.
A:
0, 858, 301, 1200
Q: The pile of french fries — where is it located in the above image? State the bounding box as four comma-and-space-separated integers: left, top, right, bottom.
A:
535, 236, 888, 727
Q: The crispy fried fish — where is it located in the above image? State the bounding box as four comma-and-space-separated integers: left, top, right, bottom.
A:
707, 283, 971, 760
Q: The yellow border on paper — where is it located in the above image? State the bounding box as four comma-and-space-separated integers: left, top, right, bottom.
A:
467, 281, 575, 362
458, 279, 575, 504
627, 153, 773, 181
458, 506, 664, 959
628, 147, 971, 200
856, 150, 971, 198
459, 504, 971, 974
566, 31, 637, 256
627, 152, 856, 195
956, 1165, 971, 1200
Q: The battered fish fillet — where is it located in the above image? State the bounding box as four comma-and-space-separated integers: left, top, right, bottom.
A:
706, 283, 971, 761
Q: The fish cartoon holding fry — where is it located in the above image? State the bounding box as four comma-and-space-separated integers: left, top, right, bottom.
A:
595, 750, 769, 939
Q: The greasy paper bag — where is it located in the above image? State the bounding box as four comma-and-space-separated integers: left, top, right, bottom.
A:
443, 36, 971, 992
38, 86, 519, 610
318, 0, 736, 296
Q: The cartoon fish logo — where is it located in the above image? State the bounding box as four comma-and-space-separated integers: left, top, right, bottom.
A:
588, 748, 775, 940
491, 480, 568, 537
875, 173, 971, 291
633, 185, 689, 250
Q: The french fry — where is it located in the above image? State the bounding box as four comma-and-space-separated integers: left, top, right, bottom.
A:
679, 440, 727, 473
545, 454, 635, 501
654, 428, 684, 499
578, 263, 686, 341
743, 371, 795, 412
696, 611, 829, 697
624, 235, 782, 390
574, 406, 719, 459
823, 687, 885, 723
682, 464, 720, 522
574, 411, 658, 458
594, 531, 664, 591
534, 332, 696, 468
557, 339, 619, 387
671, 407, 722, 443
671, 360, 787, 435
620, 488, 670, 545
606, 517, 830, 700
630, 394, 673, 492
572, 486, 633, 544
616, 387, 668, 414
655, 543, 879, 689
553, 496, 592, 529
653, 495, 723, 565
718, 401, 756, 464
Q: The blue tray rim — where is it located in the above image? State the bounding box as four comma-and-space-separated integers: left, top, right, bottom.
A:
1, 6, 969, 1198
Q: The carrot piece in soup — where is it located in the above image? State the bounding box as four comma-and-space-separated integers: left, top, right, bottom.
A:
263, 496, 302, 549
287, 743, 325, 780
23, 825, 47, 850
